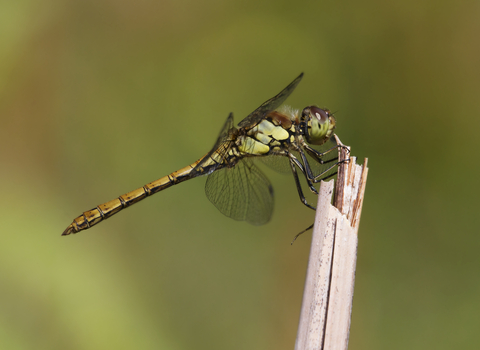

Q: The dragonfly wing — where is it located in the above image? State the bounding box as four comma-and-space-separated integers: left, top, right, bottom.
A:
259, 155, 291, 174
191, 113, 235, 176
205, 158, 274, 226
237, 73, 303, 129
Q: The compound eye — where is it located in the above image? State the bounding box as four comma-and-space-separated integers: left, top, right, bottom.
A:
310, 106, 329, 123
301, 106, 334, 145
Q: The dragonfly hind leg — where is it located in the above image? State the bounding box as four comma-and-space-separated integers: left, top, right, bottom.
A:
289, 153, 318, 195
288, 157, 316, 211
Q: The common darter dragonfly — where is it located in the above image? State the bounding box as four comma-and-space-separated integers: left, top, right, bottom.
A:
62, 73, 342, 236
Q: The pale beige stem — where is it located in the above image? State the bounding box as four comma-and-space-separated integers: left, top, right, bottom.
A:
295, 138, 368, 350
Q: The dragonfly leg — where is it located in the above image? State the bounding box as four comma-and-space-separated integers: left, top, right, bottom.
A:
304, 143, 350, 162
294, 146, 337, 191
289, 153, 318, 195
291, 223, 314, 245
301, 144, 351, 183
289, 157, 316, 210
312, 158, 350, 182
296, 147, 317, 184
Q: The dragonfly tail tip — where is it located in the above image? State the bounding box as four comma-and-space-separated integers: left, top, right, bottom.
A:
61, 224, 75, 236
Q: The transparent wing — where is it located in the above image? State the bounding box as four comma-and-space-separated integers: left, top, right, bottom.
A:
259, 155, 291, 174
237, 73, 303, 129
205, 158, 274, 226
191, 113, 235, 176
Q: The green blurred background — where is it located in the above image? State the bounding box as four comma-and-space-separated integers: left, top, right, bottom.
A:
1, 0, 479, 349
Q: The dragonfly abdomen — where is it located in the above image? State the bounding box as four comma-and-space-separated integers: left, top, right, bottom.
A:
62, 158, 204, 236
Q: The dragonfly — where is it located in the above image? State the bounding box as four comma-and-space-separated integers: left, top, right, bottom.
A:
62, 73, 342, 236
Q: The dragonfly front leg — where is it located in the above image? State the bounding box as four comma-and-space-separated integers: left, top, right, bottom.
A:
303, 143, 347, 161
302, 143, 350, 183
294, 145, 336, 188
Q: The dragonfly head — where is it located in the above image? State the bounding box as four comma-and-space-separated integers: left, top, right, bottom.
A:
300, 106, 336, 145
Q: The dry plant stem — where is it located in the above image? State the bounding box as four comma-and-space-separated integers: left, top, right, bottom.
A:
295, 139, 368, 350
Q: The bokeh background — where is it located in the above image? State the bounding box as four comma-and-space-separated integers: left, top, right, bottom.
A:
1, 0, 479, 349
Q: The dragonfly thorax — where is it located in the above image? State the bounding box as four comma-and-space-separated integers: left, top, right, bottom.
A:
237, 116, 292, 156
300, 106, 336, 145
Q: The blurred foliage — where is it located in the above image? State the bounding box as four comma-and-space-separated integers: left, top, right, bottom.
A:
1, 0, 480, 349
